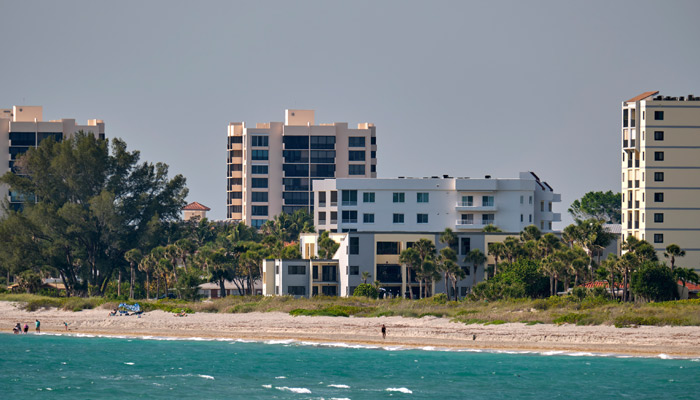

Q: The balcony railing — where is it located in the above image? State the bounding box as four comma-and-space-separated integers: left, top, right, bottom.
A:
330, 219, 337, 224
457, 202, 474, 207
456, 220, 495, 227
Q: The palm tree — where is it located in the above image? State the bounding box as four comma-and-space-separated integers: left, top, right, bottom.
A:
439, 228, 457, 251
164, 244, 181, 298
446, 260, 466, 299
537, 233, 562, 258
674, 267, 700, 288
464, 249, 486, 288
503, 236, 521, 263
209, 248, 234, 298
601, 253, 621, 299
138, 254, 156, 300
487, 242, 505, 277
398, 247, 419, 299
175, 238, 196, 271
520, 225, 541, 242
124, 249, 142, 299
664, 244, 686, 271
361, 271, 371, 284
437, 247, 458, 300
317, 231, 339, 259
482, 224, 502, 232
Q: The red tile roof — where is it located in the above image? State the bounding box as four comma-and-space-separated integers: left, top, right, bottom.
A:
582, 281, 625, 289
679, 280, 700, 291
183, 201, 210, 211
625, 91, 659, 103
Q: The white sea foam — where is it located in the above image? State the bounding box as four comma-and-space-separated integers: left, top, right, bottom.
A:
124, 362, 135, 365
331, 398, 351, 400
198, 374, 215, 380
275, 376, 286, 379
328, 384, 350, 388
658, 354, 675, 359
387, 387, 413, 393
276, 386, 311, 394
265, 339, 296, 345
262, 384, 272, 389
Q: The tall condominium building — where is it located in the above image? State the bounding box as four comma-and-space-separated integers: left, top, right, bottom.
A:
226, 109, 377, 227
312, 172, 561, 234
621, 91, 700, 270
0, 106, 105, 212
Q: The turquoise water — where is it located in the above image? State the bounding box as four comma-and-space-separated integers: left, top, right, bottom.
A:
2, 333, 699, 399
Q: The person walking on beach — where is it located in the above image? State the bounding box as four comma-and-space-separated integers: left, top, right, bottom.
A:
13, 323, 21, 334
63, 321, 68, 331
381, 324, 386, 339
23, 323, 28, 334
35, 319, 40, 333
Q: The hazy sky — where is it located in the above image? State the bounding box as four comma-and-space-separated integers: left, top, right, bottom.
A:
2, 1, 699, 226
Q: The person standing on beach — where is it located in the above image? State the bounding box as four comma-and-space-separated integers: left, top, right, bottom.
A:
35, 319, 40, 333
63, 321, 68, 331
381, 324, 386, 339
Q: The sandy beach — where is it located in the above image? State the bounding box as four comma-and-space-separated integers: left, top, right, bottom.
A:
2, 301, 700, 357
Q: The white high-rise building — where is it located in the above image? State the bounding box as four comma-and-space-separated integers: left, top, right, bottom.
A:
226, 109, 377, 228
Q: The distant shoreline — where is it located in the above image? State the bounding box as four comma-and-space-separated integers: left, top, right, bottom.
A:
3, 301, 700, 358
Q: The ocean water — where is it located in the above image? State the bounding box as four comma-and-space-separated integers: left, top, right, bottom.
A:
1, 333, 699, 399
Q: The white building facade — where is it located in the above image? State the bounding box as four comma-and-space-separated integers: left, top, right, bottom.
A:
313, 172, 561, 234
226, 109, 377, 228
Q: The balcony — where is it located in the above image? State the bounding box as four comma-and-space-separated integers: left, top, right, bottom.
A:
623, 139, 636, 149
627, 221, 632, 229
635, 180, 640, 188
634, 221, 639, 229
627, 201, 632, 209
635, 200, 640, 208
330, 219, 337, 224
455, 220, 495, 229
455, 202, 497, 211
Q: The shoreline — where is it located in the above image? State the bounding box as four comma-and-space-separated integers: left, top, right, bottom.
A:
3, 302, 700, 358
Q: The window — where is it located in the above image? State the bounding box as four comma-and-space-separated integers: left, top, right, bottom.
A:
310, 150, 335, 163
251, 219, 266, 229
349, 266, 359, 275
348, 150, 365, 161
529, 196, 533, 204
251, 165, 268, 174
654, 213, 664, 223
654, 234, 664, 243
548, 202, 552, 212
342, 190, 357, 205
251, 150, 268, 160
520, 195, 524, 204
349, 237, 359, 255
482, 214, 495, 224
331, 211, 337, 223
461, 195, 473, 206
654, 172, 664, 182
283, 136, 309, 149
342, 210, 358, 223
363, 192, 375, 203
288, 265, 306, 275
376, 241, 400, 255
349, 137, 366, 147
288, 286, 306, 296
349, 165, 365, 175
655, 131, 664, 141
251, 206, 268, 216
331, 191, 338, 205
655, 152, 664, 161
393, 213, 405, 223
548, 222, 552, 230
460, 214, 473, 224
417, 214, 429, 224
460, 238, 471, 255
654, 111, 664, 120
310, 136, 335, 149
251, 135, 269, 147
318, 191, 326, 206
482, 196, 494, 207
318, 212, 326, 224
371, 151, 376, 158
393, 192, 405, 203
283, 164, 308, 177
371, 165, 376, 173
371, 136, 376, 145
251, 192, 268, 202
654, 192, 664, 202
540, 201, 545, 212
363, 213, 374, 223
417, 193, 429, 203
521, 214, 524, 222
529, 214, 532, 223
252, 178, 268, 188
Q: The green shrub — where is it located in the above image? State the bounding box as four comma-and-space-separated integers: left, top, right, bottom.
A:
631, 262, 678, 302
553, 312, 588, 325
430, 293, 448, 304
614, 314, 661, 328
484, 320, 506, 325
571, 286, 587, 300
290, 305, 372, 317
353, 283, 378, 299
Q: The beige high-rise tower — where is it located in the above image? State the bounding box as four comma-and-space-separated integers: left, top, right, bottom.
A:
227, 110, 377, 228
621, 91, 700, 271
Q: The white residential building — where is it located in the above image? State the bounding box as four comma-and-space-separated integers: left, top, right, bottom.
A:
226, 109, 377, 228
313, 172, 561, 234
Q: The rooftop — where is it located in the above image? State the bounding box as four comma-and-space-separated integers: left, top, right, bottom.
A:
183, 201, 211, 211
